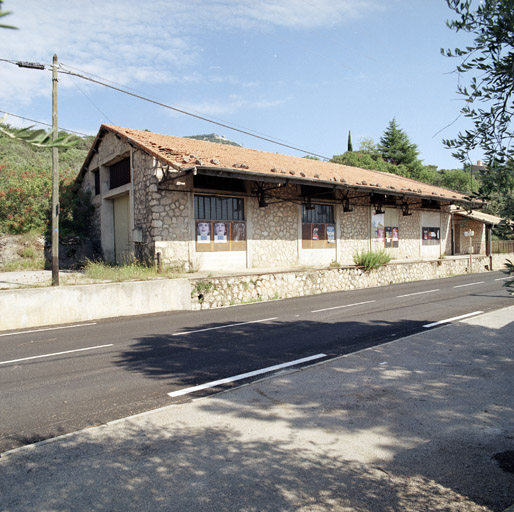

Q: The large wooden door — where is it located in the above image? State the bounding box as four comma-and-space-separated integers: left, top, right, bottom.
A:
113, 195, 131, 264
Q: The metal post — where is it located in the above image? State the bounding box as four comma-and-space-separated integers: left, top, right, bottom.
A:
51, 54, 59, 286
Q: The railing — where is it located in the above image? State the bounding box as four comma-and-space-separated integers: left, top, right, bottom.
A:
491, 240, 514, 254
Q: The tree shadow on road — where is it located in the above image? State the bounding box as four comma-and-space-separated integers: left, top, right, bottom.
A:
2, 315, 513, 511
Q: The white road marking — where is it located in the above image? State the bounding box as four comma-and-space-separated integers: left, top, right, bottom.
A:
168, 353, 327, 398
396, 289, 439, 298
172, 317, 278, 336
453, 281, 484, 288
0, 323, 97, 337
0, 344, 113, 366
495, 277, 511, 281
423, 311, 484, 328
311, 300, 376, 313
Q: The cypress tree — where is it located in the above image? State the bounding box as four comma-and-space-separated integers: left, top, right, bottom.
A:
347, 130, 353, 152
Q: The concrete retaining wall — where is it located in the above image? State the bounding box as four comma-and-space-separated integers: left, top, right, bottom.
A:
0, 279, 191, 332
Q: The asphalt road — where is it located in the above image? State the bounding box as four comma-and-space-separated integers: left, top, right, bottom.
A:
1, 271, 512, 453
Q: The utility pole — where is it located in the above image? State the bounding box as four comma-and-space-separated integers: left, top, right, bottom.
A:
51, 54, 59, 285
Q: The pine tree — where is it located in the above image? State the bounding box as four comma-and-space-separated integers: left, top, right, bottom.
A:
378, 118, 419, 168
347, 130, 353, 152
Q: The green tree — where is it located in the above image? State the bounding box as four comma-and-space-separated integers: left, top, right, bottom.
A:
0, 0, 16, 29
443, 0, 514, 220
358, 137, 379, 154
330, 151, 410, 177
377, 118, 420, 169
347, 131, 353, 152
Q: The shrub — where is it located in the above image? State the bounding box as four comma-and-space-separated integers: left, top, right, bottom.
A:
353, 249, 391, 271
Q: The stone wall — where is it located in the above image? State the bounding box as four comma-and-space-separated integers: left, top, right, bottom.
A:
339, 202, 369, 264
250, 190, 299, 267
398, 207, 420, 259
189, 254, 512, 310
454, 216, 486, 255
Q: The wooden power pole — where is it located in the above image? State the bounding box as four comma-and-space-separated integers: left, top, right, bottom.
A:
51, 54, 59, 285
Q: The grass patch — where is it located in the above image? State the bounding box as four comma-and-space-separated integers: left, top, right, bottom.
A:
353, 249, 391, 271
82, 260, 178, 282
2, 257, 45, 272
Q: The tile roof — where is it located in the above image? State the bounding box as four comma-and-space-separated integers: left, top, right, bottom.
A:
85, 124, 475, 204
452, 206, 509, 226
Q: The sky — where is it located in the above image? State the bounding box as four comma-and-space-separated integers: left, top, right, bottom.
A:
0, 0, 481, 170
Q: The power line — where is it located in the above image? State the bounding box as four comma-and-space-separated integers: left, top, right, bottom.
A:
1, 57, 331, 159
0, 109, 90, 136
58, 62, 307, 149
55, 65, 331, 160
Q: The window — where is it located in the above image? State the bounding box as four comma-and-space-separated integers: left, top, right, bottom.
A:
193, 174, 246, 193
93, 170, 100, 195
372, 208, 399, 248
109, 158, 130, 190
194, 195, 246, 252
302, 204, 335, 249
422, 227, 440, 245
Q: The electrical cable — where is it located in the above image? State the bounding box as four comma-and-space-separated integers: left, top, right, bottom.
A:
55, 66, 331, 160
2, 57, 330, 159
0, 109, 89, 136
58, 63, 308, 148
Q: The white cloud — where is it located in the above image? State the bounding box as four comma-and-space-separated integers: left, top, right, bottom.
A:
176, 94, 289, 116
0, 0, 380, 116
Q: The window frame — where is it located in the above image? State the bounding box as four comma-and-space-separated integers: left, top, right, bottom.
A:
301, 203, 336, 249
194, 194, 246, 252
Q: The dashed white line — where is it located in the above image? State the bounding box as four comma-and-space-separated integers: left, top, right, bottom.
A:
495, 277, 511, 281
311, 300, 376, 313
0, 344, 114, 366
453, 281, 484, 288
168, 353, 327, 397
423, 311, 484, 328
172, 317, 278, 336
0, 323, 97, 337
396, 289, 439, 298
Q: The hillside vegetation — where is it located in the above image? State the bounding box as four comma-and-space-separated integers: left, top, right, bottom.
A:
0, 125, 94, 236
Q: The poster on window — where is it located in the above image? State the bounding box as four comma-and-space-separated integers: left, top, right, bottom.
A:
385, 226, 392, 248
196, 221, 211, 243
326, 225, 335, 244
422, 227, 440, 241
392, 227, 399, 248
214, 222, 228, 243
232, 222, 246, 242
372, 213, 385, 242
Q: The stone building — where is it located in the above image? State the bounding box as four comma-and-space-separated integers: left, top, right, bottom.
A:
77, 125, 489, 271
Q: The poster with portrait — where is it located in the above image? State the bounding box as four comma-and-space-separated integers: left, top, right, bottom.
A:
214, 222, 228, 243
327, 225, 335, 244
196, 221, 211, 243
392, 227, 399, 248
385, 226, 392, 248
372, 213, 385, 242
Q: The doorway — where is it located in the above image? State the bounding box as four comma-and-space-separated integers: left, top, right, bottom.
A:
113, 195, 131, 264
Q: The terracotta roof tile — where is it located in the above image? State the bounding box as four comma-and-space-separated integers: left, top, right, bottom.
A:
99, 124, 473, 203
